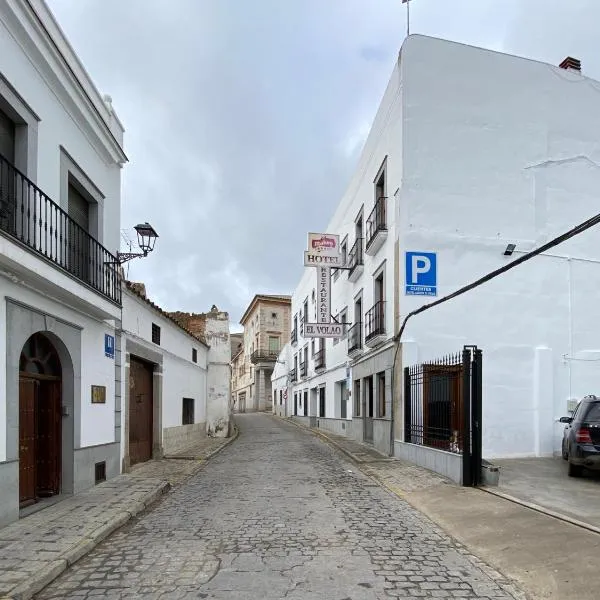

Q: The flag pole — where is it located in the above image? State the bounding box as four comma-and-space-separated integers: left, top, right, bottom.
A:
406, 0, 410, 37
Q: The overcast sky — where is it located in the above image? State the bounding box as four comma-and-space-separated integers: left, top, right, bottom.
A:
46, 0, 599, 328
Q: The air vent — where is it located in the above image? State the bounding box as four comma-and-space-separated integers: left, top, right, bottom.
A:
559, 56, 581, 73
95, 461, 106, 484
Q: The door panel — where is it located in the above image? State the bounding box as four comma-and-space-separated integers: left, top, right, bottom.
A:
37, 381, 62, 496
129, 357, 154, 465
19, 379, 37, 507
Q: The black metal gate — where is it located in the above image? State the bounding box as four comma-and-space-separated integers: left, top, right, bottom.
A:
404, 345, 482, 487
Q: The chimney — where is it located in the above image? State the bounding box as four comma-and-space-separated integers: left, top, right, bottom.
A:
129, 281, 146, 298
559, 56, 581, 73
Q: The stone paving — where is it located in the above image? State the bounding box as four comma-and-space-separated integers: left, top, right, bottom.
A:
0, 433, 236, 600
37, 414, 525, 599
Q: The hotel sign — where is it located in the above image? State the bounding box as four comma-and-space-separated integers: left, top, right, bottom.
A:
303, 232, 344, 339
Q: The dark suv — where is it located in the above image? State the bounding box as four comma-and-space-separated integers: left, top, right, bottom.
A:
560, 395, 600, 477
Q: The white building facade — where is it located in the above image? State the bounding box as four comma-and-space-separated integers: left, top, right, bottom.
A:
280, 34, 600, 469
0, 0, 126, 525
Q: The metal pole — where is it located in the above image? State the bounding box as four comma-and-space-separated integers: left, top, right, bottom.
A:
406, 0, 410, 37
462, 348, 472, 487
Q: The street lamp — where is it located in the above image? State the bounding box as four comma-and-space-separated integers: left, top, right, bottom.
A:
108, 222, 159, 265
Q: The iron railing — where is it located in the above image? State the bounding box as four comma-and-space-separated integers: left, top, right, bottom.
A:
366, 196, 387, 249
250, 349, 278, 363
365, 301, 385, 341
348, 322, 362, 353
300, 360, 307, 377
404, 353, 464, 453
347, 237, 363, 275
0, 155, 121, 303
314, 348, 325, 370
290, 367, 298, 383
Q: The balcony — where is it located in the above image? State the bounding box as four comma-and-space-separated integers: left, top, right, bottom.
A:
290, 367, 298, 383
365, 301, 386, 348
0, 155, 121, 304
299, 360, 307, 378
291, 327, 298, 345
347, 322, 363, 358
314, 348, 326, 371
347, 237, 364, 283
250, 349, 279, 364
365, 196, 388, 256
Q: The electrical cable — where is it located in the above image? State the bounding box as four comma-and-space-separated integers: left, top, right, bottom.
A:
387, 210, 600, 457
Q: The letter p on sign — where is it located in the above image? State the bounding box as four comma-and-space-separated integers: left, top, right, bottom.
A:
405, 251, 437, 296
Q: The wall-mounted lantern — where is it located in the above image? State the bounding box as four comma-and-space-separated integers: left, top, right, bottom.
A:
107, 222, 159, 265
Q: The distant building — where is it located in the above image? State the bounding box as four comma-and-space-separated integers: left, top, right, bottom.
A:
231, 295, 291, 412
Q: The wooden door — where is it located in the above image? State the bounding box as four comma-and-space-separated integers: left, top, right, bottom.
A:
36, 381, 62, 497
19, 379, 37, 507
129, 357, 154, 465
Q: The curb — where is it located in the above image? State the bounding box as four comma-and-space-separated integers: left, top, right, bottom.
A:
479, 486, 600, 536
163, 425, 240, 461
4, 480, 170, 600
5, 428, 242, 600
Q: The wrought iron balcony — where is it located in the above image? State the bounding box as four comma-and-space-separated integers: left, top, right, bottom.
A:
365, 301, 386, 347
290, 367, 298, 382
250, 349, 279, 364
300, 360, 307, 377
314, 348, 326, 371
291, 327, 298, 345
365, 196, 388, 255
347, 237, 364, 282
0, 155, 121, 303
348, 322, 363, 356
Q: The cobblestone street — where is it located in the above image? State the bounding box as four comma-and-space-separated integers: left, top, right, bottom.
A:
37, 415, 523, 599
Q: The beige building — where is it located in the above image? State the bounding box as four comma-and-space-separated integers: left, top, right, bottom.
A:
231, 295, 291, 412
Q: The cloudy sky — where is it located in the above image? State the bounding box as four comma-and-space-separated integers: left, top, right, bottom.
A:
46, 0, 598, 328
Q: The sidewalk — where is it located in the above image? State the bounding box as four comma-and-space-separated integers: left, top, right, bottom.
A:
283, 416, 600, 600
0, 430, 237, 600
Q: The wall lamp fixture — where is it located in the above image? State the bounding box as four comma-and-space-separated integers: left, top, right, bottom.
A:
504, 243, 516, 256
107, 222, 159, 265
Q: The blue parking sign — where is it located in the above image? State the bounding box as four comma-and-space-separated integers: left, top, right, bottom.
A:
405, 252, 437, 296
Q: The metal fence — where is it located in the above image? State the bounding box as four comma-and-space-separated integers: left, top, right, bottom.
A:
404, 346, 482, 486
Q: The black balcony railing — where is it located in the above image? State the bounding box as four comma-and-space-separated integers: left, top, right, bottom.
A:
290, 367, 298, 382
366, 196, 387, 249
365, 301, 386, 341
0, 155, 121, 303
314, 348, 325, 370
250, 349, 278, 363
348, 321, 362, 353
348, 237, 363, 275
300, 360, 307, 377
291, 327, 298, 344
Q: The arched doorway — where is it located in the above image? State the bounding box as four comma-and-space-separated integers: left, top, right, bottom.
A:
19, 333, 62, 508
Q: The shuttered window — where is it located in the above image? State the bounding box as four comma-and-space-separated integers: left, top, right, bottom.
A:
67, 183, 90, 232
0, 108, 15, 163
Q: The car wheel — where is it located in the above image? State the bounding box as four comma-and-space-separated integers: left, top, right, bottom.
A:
562, 440, 568, 460
568, 461, 583, 477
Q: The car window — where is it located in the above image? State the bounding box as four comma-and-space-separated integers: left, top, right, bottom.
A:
584, 403, 600, 422
571, 401, 582, 420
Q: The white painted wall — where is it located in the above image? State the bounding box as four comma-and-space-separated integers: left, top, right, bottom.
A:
122, 291, 208, 431
0, 0, 124, 254
398, 35, 600, 458
0, 278, 118, 459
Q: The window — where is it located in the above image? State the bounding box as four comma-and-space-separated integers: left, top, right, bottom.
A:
303, 299, 308, 324
340, 380, 348, 419
303, 389, 308, 416
311, 339, 315, 356
94, 461, 106, 485
192, 348, 198, 363
182, 398, 194, 425
377, 371, 386, 417
279, 389, 283, 405
152, 323, 161, 345
341, 238, 348, 266
268, 336, 280, 354
319, 386, 326, 417
341, 309, 348, 339
271, 311, 277, 319
354, 379, 361, 417
0, 107, 15, 163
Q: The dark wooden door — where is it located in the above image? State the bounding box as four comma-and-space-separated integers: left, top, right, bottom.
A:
19, 379, 37, 507
37, 381, 62, 497
129, 357, 154, 465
